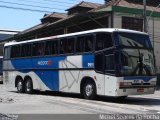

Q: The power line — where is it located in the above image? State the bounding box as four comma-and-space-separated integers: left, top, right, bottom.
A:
43, 0, 76, 5
15, 0, 70, 7
68, 0, 86, 3
0, 0, 65, 11
0, 5, 53, 13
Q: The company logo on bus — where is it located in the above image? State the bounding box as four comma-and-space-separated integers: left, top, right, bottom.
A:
88, 63, 94, 67
38, 60, 52, 66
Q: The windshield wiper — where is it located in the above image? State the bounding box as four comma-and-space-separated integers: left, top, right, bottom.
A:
132, 51, 151, 76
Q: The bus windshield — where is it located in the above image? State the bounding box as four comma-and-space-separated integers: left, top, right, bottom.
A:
118, 32, 152, 48
115, 32, 156, 76
120, 49, 155, 76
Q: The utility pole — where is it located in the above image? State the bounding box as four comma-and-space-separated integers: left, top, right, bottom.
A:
143, 0, 148, 33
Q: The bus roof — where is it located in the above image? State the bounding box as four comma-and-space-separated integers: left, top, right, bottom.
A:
4, 28, 148, 47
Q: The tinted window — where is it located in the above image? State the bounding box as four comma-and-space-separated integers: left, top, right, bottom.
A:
45, 40, 58, 55
76, 35, 94, 53
96, 33, 113, 51
21, 44, 32, 57
60, 38, 75, 54
84, 35, 94, 52
60, 38, 67, 54
67, 38, 75, 53
32, 42, 45, 56
105, 55, 115, 72
11, 45, 21, 58
95, 52, 104, 72
76, 36, 84, 53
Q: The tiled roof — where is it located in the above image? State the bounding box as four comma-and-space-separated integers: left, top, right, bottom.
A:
66, 1, 102, 11
91, 0, 160, 12
19, 23, 49, 35
42, 12, 67, 19
117, 0, 160, 12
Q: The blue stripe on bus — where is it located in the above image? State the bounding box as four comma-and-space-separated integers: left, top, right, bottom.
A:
82, 54, 94, 68
124, 76, 156, 82
34, 70, 59, 91
11, 56, 66, 91
11, 54, 94, 91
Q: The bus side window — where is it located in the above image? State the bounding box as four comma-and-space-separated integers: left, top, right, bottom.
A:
32, 42, 45, 56
67, 38, 75, 53
104, 33, 113, 48
11, 45, 21, 58
96, 33, 104, 51
45, 40, 58, 55
52, 41, 58, 55
21, 44, 32, 57
96, 33, 113, 51
84, 35, 94, 52
76, 36, 84, 53
60, 38, 67, 54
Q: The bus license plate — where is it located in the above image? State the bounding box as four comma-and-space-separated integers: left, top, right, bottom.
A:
137, 88, 144, 92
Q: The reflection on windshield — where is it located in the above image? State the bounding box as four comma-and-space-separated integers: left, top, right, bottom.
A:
118, 33, 152, 48
121, 49, 155, 76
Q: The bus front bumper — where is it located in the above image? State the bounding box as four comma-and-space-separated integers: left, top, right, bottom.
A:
116, 86, 156, 96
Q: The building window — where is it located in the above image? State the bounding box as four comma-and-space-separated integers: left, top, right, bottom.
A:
122, 17, 143, 32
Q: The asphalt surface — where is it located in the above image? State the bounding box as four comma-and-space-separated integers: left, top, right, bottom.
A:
0, 84, 160, 119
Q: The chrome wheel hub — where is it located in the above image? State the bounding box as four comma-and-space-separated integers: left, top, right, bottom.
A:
85, 84, 93, 96
26, 81, 31, 92
17, 81, 22, 91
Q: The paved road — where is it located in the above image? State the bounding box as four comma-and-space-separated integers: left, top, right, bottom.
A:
0, 84, 160, 115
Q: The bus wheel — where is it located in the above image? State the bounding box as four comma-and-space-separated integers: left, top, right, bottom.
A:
17, 79, 24, 93
25, 78, 33, 94
82, 81, 96, 100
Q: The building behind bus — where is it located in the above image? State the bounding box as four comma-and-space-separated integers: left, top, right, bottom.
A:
2, 0, 160, 84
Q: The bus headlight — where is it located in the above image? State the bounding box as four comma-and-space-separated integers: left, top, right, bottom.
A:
151, 81, 156, 85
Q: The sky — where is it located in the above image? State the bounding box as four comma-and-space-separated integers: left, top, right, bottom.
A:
0, 0, 105, 31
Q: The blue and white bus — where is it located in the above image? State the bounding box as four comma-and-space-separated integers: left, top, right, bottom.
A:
3, 28, 156, 99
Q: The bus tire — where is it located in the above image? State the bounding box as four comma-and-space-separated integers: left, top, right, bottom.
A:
82, 80, 96, 100
25, 78, 33, 94
16, 79, 24, 93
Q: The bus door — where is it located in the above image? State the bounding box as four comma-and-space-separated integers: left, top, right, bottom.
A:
104, 49, 117, 95
94, 51, 105, 95
95, 49, 116, 77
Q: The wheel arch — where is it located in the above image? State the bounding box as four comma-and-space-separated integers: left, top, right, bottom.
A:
24, 75, 32, 84
80, 76, 97, 94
